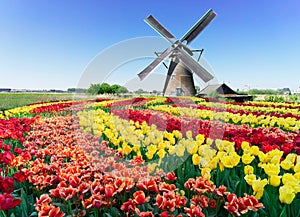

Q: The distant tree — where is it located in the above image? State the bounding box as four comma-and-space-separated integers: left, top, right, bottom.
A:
67, 88, 86, 93
87, 83, 128, 95
248, 89, 277, 95
99, 83, 111, 94
136, 89, 144, 94
110, 84, 121, 94
117, 86, 128, 93
87, 84, 101, 94
67, 88, 76, 92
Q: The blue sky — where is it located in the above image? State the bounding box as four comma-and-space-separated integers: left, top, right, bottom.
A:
0, 0, 299, 91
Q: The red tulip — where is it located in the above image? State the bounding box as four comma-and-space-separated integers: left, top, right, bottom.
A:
0, 193, 22, 210
209, 199, 217, 209
165, 172, 177, 181
13, 171, 27, 183
133, 191, 149, 205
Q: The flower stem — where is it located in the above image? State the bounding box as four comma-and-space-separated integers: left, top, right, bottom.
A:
0, 210, 7, 217
68, 200, 73, 215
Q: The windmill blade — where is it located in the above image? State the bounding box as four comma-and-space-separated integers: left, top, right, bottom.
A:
145, 15, 176, 43
162, 59, 178, 95
138, 47, 173, 80
177, 48, 214, 82
180, 9, 216, 44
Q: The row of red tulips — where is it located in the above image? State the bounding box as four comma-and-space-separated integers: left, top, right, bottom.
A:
0, 117, 36, 211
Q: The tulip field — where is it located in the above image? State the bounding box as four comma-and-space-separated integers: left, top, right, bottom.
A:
0, 96, 299, 217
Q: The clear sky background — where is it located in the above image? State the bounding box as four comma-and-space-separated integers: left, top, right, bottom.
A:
0, 0, 299, 91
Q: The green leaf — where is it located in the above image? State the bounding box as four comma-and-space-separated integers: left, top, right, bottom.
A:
279, 205, 287, 217
110, 207, 121, 216
290, 198, 300, 217
20, 188, 28, 217
29, 212, 38, 217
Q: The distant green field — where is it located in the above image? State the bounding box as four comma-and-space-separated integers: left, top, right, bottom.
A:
0, 93, 75, 110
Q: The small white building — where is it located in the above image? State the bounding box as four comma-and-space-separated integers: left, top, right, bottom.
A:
292, 87, 300, 95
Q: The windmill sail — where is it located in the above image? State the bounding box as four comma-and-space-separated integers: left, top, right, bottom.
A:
138, 47, 173, 80
145, 15, 175, 43
177, 48, 214, 82
180, 9, 216, 44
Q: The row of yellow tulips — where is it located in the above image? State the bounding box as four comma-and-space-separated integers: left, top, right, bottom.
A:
197, 101, 300, 116
148, 104, 300, 132
0, 100, 75, 119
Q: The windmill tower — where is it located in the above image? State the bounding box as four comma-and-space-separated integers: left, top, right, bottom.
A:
138, 9, 217, 96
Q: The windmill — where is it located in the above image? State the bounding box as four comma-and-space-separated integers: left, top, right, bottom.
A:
137, 9, 217, 96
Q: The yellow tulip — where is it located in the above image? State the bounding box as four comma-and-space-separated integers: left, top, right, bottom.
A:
196, 134, 205, 145
200, 158, 209, 168
294, 172, 300, 180
258, 151, 267, 163
249, 146, 260, 156
244, 174, 256, 185
145, 151, 154, 160
206, 138, 213, 146
186, 141, 198, 155
219, 162, 225, 171
282, 173, 299, 187
132, 145, 140, 153
216, 151, 226, 159
280, 159, 294, 171
168, 146, 175, 155
269, 155, 282, 165
244, 165, 254, 175
252, 178, 268, 199
122, 144, 132, 155
294, 164, 300, 173
268, 150, 283, 164
157, 149, 166, 159
201, 168, 211, 180
242, 153, 255, 165
269, 175, 281, 187
169, 137, 176, 145
147, 145, 157, 154
220, 153, 240, 168
157, 141, 167, 150
286, 153, 297, 163
192, 154, 201, 165
173, 130, 182, 139
180, 190, 185, 196
279, 185, 295, 204
262, 163, 280, 176
175, 144, 185, 157
111, 138, 120, 146
186, 131, 193, 139
208, 156, 219, 170
223, 141, 235, 153
241, 141, 250, 150
215, 139, 225, 151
